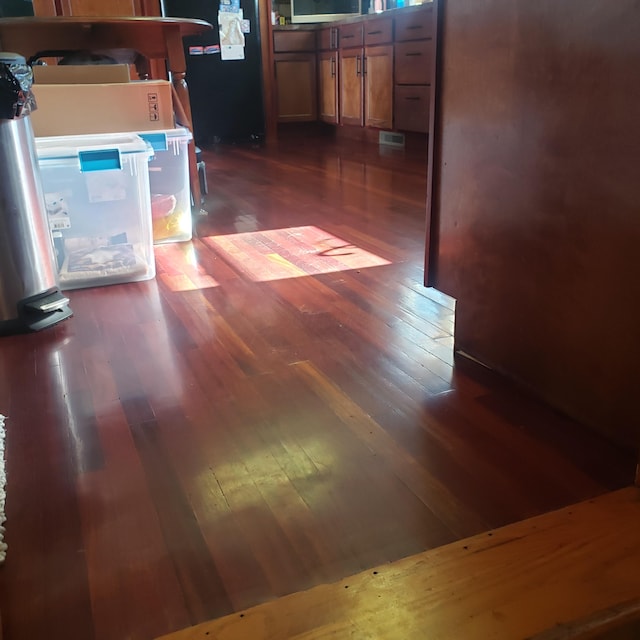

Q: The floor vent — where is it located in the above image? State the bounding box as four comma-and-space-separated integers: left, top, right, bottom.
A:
379, 131, 406, 148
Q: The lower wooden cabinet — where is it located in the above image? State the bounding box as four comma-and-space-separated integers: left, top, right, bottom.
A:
364, 44, 393, 129
274, 53, 317, 122
394, 84, 429, 133
318, 51, 339, 124
339, 44, 393, 129
339, 47, 364, 126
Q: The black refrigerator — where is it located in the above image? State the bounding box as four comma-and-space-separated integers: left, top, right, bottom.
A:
161, 0, 265, 146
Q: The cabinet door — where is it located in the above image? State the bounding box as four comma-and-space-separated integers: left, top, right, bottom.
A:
318, 51, 339, 124
339, 47, 363, 126
364, 44, 393, 129
274, 53, 317, 122
58, 0, 143, 15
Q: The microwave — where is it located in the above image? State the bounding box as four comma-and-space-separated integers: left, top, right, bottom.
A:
291, 0, 362, 23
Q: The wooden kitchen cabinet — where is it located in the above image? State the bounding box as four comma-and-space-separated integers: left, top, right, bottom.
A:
394, 5, 434, 42
393, 5, 434, 133
363, 44, 393, 129
274, 53, 317, 122
339, 47, 363, 126
273, 29, 316, 53
339, 15, 392, 129
394, 84, 429, 133
318, 26, 338, 51
318, 50, 339, 124
273, 29, 317, 123
394, 39, 432, 85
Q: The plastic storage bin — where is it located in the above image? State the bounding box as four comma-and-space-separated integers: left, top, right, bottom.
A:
35, 132, 155, 290
138, 127, 193, 244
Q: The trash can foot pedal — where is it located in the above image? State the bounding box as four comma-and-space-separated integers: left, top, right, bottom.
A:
24, 291, 70, 314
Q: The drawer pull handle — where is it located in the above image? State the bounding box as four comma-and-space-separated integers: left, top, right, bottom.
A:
405, 52, 422, 57
343, 34, 355, 38
368, 29, 382, 35
404, 96, 421, 101
407, 25, 424, 30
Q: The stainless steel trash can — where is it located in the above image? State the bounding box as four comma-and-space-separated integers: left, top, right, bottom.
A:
0, 52, 72, 335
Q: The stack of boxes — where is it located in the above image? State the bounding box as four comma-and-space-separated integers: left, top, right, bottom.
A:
30, 64, 194, 290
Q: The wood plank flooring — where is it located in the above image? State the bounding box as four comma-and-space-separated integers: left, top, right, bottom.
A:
0, 124, 635, 639
158, 487, 640, 640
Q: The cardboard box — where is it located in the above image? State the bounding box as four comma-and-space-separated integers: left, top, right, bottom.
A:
33, 64, 131, 85
31, 80, 174, 137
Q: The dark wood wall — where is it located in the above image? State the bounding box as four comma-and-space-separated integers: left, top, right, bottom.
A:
429, 0, 640, 447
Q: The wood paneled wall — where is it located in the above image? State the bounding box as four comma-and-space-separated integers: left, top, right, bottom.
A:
429, 0, 640, 447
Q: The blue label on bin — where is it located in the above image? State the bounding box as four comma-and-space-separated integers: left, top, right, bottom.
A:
139, 132, 168, 152
79, 149, 122, 172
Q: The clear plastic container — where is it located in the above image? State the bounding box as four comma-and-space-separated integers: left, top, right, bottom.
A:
138, 127, 193, 244
35, 132, 155, 290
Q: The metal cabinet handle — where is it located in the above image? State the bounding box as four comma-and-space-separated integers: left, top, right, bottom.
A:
404, 96, 420, 101
405, 52, 422, 57
368, 29, 382, 35
356, 55, 361, 76
331, 57, 336, 78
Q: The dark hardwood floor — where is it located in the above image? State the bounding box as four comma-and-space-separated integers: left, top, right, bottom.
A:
0, 124, 635, 640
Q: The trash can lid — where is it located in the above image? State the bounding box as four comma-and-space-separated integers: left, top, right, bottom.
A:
0, 52, 27, 66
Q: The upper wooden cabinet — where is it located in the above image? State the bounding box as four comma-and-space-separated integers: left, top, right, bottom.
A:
33, 0, 160, 16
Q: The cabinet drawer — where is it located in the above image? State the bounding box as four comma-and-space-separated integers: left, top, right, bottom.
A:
394, 40, 432, 85
394, 7, 434, 42
339, 22, 363, 48
364, 16, 393, 45
318, 26, 338, 50
394, 85, 430, 133
273, 30, 317, 52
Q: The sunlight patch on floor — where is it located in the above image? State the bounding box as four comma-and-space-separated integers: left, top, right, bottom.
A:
154, 243, 221, 292
202, 225, 391, 283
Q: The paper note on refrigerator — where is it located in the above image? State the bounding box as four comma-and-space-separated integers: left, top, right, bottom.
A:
219, 10, 245, 46
221, 45, 245, 60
